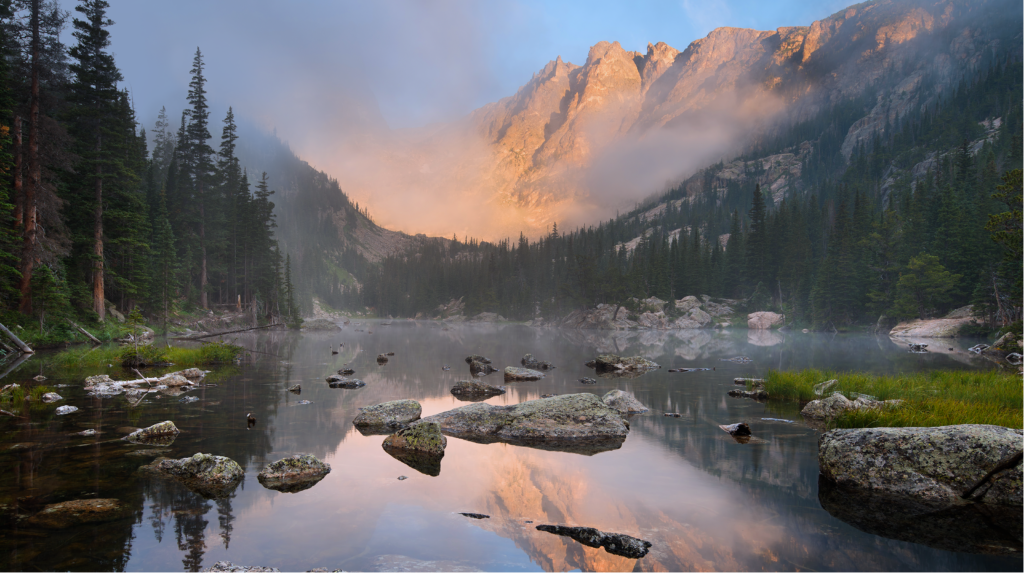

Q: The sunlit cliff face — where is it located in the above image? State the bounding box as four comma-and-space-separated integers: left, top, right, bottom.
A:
294, 0, 1009, 241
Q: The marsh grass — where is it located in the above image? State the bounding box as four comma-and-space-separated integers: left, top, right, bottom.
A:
48, 342, 241, 370
764, 369, 1022, 428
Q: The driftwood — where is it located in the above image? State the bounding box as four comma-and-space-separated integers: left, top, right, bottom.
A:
67, 318, 101, 344
174, 323, 282, 340
0, 322, 33, 354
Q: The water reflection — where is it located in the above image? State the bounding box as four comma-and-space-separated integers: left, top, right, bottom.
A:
0, 324, 1016, 571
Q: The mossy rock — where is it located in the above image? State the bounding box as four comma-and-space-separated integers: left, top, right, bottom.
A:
27, 499, 130, 529
383, 421, 447, 455
353, 400, 422, 428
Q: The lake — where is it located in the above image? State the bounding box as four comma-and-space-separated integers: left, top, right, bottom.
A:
0, 322, 1019, 571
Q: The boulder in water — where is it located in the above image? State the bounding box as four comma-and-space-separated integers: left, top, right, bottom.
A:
26, 498, 130, 529
504, 366, 544, 381
521, 353, 554, 370
592, 354, 659, 373
601, 389, 649, 415
535, 524, 652, 559
125, 420, 180, 445
257, 454, 331, 493
353, 399, 422, 429
140, 453, 244, 499
450, 380, 506, 400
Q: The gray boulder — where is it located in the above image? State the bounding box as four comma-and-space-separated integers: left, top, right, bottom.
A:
55, 405, 78, 415
521, 353, 554, 370
41, 392, 63, 403
326, 374, 365, 389
141, 453, 244, 499
819, 425, 1023, 506
592, 354, 659, 373
504, 366, 545, 381
125, 420, 180, 445
257, 454, 331, 493
353, 399, 422, 428
801, 392, 902, 420
416, 393, 628, 453
202, 562, 280, 572
602, 389, 649, 414
470, 360, 498, 375
464, 355, 491, 364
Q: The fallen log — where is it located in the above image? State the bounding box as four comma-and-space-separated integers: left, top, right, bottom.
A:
67, 318, 101, 344
173, 323, 282, 340
0, 322, 33, 354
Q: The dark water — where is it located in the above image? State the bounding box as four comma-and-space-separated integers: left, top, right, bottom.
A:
0, 323, 1019, 572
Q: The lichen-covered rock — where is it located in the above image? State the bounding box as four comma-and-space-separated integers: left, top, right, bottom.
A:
55, 405, 78, 415
602, 389, 649, 414
125, 420, 180, 445
593, 354, 660, 372
728, 380, 768, 400
141, 453, 244, 499
800, 392, 902, 420
257, 454, 331, 493
674, 295, 701, 312
819, 425, 1023, 506
417, 393, 629, 452
41, 392, 63, 403
26, 498, 129, 529
747, 311, 784, 330
450, 380, 506, 400
353, 399, 422, 428
535, 525, 652, 559
383, 421, 447, 455
178, 368, 207, 379
504, 366, 545, 381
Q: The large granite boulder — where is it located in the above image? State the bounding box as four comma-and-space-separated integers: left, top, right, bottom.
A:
124, 420, 180, 445
26, 498, 130, 529
352, 400, 421, 429
257, 454, 331, 493
818, 425, 1023, 506
602, 389, 649, 414
504, 366, 545, 381
416, 393, 628, 453
141, 453, 244, 499
747, 311, 784, 330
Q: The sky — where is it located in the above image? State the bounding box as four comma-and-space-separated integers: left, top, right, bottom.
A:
57, 0, 852, 236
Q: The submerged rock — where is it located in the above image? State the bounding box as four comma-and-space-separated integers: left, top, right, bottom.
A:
800, 392, 902, 420
504, 366, 545, 381
353, 399, 422, 429
450, 380, 506, 400
819, 425, 1023, 506
521, 353, 554, 370
578, 377, 597, 384
602, 389, 649, 415
376, 354, 389, 363
287, 384, 301, 393
257, 454, 331, 493
535, 524, 652, 559
459, 512, 490, 519
140, 453, 244, 499
125, 420, 180, 445
592, 354, 660, 373
338, 368, 355, 375
818, 476, 1023, 556
179, 395, 199, 404
26, 498, 130, 529
416, 393, 628, 454
41, 392, 63, 403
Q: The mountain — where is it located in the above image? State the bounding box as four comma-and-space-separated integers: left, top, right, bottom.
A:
330, 0, 1019, 240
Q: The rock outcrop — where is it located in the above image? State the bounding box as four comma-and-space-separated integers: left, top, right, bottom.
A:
747, 311, 784, 330
889, 305, 983, 338
257, 454, 331, 493
818, 425, 1023, 506
416, 393, 628, 453
141, 453, 244, 499
602, 389, 649, 415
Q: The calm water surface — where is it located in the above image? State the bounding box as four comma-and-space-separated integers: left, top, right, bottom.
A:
0, 323, 1019, 571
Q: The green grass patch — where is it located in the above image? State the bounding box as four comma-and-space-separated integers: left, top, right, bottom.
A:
48, 342, 242, 369
764, 369, 1023, 429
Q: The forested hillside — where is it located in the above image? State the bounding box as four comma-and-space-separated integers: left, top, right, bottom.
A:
360, 55, 1023, 330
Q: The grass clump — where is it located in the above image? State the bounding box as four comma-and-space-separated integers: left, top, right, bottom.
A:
164, 343, 241, 366
48, 342, 241, 369
764, 369, 1022, 429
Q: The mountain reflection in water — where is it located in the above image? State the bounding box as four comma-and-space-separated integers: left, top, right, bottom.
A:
0, 324, 1017, 571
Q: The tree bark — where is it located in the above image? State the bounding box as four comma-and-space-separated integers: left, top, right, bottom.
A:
0, 322, 34, 354
18, 0, 40, 315
12, 116, 22, 229
199, 184, 207, 309
93, 134, 105, 321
